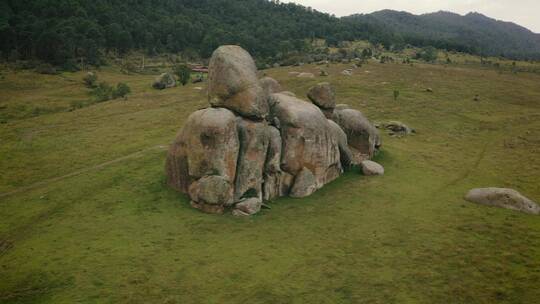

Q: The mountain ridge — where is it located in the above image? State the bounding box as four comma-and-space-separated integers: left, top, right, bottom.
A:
345, 9, 540, 58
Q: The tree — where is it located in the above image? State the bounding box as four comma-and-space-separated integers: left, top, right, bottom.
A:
174, 64, 191, 86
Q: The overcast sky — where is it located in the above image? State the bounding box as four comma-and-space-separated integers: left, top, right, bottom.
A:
282, 0, 540, 33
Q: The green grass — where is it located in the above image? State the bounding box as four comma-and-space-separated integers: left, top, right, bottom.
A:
1, 59, 540, 303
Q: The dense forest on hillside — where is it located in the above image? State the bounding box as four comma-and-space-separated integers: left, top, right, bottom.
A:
1, 0, 539, 68
0, 0, 395, 67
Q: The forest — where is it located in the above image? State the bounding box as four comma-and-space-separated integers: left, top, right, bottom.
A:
1, 0, 539, 68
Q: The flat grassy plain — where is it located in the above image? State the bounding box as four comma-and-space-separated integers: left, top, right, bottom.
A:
1, 59, 540, 303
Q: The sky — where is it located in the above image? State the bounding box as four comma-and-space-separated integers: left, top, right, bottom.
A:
282, 0, 540, 33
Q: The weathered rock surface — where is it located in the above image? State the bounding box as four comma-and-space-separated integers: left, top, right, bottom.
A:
153, 73, 176, 89
328, 119, 353, 168
361, 160, 384, 176
307, 82, 336, 110
290, 167, 317, 198
234, 118, 270, 201
270, 93, 342, 188
234, 198, 262, 215
208, 45, 268, 119
332, 108, 381, 163
165, 107, 239, 198
166, 45, 382, 215
260, 77, 282, 96
465, 188, 540, 215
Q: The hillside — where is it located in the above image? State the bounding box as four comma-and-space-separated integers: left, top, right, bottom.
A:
1, 1, 540, 67
347, 10, 540, 59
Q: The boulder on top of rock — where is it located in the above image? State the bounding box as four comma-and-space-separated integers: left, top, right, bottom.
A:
361, 160, 384, 176
332, 108, 381, 163
259, 77, 282, 96
465, 188, 540, 215
165, 107, 239, 197
153, 73, 176, 90
208, 45, 268, 119
270, 93, 342, 188
307, 82, 336, 110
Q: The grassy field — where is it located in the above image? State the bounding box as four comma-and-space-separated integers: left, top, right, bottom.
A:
1, 59, 540, 303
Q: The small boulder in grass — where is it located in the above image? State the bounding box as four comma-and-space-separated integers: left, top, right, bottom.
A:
361, 160, 384, 176
233, 198, 262, 216
465, 188, 540, 215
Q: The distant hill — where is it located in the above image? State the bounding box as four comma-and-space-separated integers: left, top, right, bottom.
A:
346, 10, 540, 59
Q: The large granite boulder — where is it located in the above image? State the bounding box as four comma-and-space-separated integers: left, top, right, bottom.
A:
234, 118, 270, 201
208, 45, 268, 119
328, 119, 353, 168
465, 188, 540, 215
269, 93, 342, 188
165, 107, 239, 207
332, 108, 381, 163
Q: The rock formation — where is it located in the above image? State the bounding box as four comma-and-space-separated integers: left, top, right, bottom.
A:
166, 45, 381, 215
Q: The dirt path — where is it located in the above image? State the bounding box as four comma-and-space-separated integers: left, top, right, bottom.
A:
0, 145, 168, 200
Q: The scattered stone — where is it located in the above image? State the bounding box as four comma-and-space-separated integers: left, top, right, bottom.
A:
297, 72, 315, 78
319, 70, 329, 76
192, 74, 204, 83
341, 69, 353, 76
288, 71, 300, 77
152, 73, 176, 90
361, 160, 384, 176
426, 88, 433, 93
474, 95, 480, 101
465, 188, 540, 215
234, 198, 262, 215
383, 121, 414, 135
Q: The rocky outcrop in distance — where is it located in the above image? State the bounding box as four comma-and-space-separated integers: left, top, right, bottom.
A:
166, 45, 381, 215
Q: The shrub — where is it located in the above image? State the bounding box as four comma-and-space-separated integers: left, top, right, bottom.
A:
93, 82, 113, 102
415, 47, 438, 62
35, 63, 58, 75
112, 82, 131, 99
393, 90, 400, 101
83, 72, 98, 88
174, 64, 191, 86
